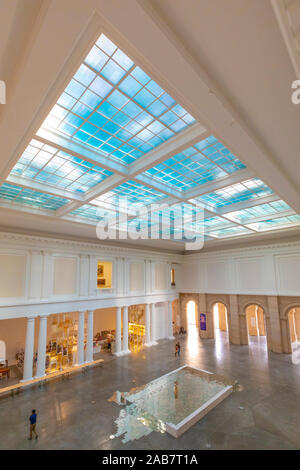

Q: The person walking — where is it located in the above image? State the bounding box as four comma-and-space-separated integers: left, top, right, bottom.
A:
177, 341, 181, 358
28, 409, 38, 440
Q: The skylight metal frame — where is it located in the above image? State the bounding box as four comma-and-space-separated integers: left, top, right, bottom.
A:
0, 27, 300, 244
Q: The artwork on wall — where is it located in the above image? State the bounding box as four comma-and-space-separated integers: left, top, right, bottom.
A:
200, 313, 207, 331
97, 261, 112, 289
97, 265, 104, 277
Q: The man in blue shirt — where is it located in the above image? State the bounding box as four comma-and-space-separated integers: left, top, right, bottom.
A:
28, 409, 38, 440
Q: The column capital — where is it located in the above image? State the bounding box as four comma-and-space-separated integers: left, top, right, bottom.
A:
87, 309, 94, 314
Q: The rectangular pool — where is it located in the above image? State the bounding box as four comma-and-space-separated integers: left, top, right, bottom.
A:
125, 365, 233, 437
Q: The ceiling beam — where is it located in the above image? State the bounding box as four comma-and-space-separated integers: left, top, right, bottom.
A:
216, 194, 281, 215
6, 174, 83, 202
184, 168, 254, 201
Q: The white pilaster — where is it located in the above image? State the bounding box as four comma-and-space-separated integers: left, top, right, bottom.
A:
86, 310, 94, 363
122, 306, 131, 355
36, 315, 48, 378
114, 306, 122, 356
168, 300, 175, 339
151, 303, 158, 345
77, 311, 85, 365
145, 303, 151, 346
22, 317, 35, 381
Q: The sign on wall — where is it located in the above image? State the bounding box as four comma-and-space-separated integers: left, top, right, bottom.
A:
200, 313, 207, 331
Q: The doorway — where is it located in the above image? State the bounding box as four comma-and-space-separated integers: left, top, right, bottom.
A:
213, 302, 229, 346
288, 308, 300, 353
245, 304, 267, 351
186, 300, 197, 334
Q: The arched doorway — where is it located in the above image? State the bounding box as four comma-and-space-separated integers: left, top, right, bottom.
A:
245, 304, 267, 350
213, 302, 229, 346
186, 300, 197, 334
288, 308, 300, 352
0, 340, 6, 363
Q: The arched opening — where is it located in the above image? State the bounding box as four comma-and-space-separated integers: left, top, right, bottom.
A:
0, 340, 6, 364
186, 300, 197, 334
288, 308, 300, 352
245, 304, 267, 351
213, 303, 229, 346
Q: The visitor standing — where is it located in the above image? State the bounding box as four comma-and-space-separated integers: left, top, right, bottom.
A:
175, 343, 178, 357
177, 341, 181, 357
28, 410, 38, 440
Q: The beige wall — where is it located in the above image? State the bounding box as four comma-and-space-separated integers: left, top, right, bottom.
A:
130, 263, 144, 292
0, 317, 39, 364
53, 257, 77, 296
94, 308, 117, 333
155, 262, 167, 290
0, 254, 26, 298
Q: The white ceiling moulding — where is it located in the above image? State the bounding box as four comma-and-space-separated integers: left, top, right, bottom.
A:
271, 0, 300, 79
134, 0, 300, 214
0, 230, 184, 261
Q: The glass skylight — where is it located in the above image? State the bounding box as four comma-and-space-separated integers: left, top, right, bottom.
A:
10, 139, 113, 194
193, 178, 273, 209
69, 204, 113, 222
223, 200, 291, 224
91, 180, 167, 210
0, 183, 69, 210
143, 135, 245, 191
41, 34, 195, 165
208, 225, 253, 238
246, 215, 300, 232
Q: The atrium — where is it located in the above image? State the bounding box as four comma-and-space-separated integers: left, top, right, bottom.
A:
0, 0, 300, 453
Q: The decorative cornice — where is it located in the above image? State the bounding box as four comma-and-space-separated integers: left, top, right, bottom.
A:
0, 231, 184, 262
183, 239, 300, 260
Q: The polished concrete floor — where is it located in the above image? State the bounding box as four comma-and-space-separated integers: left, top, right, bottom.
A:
0, 329, 300, 450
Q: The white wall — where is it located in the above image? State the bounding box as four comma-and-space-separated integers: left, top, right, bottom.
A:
0, 232, 180, 320
154, 302, 168, 340
179, 241, 300, 296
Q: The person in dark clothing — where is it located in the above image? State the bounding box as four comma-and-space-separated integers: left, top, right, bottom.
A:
28, 410, 38, 440
177, 341, 181, 357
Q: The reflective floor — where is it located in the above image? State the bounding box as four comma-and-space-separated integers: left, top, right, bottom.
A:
0, 330, 300, 450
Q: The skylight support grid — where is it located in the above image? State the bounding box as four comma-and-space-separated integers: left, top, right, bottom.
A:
40, 34, 196, 167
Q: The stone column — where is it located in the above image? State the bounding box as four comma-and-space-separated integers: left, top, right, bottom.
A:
167, 301, 175, 339
22, 317, 35, 381
36, 315, 48, 378
228, 295, 241, 345
150, 303, 157, 345
267, 296, 283, 353
86, 310, 94, 363
114, 307, 122, 356
145, 303, 151, 346
77, 311, 85, 365
122, 306, 130, 355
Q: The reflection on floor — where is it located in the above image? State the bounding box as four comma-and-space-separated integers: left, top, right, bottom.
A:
0, 331, 300, 450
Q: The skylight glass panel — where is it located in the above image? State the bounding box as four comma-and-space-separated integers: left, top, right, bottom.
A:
193, 178, 273, 209
69, 204, 116, 222
246, 215, 300, 232
143, 135, 245, 192
223, 200, 291, 224
10, 139, 113, 194
208, 225, 253, 238
40, 34, 196, 165
91, 180, 167, 210
0, 183, 69, 211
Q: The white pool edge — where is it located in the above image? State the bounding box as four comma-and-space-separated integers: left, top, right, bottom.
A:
126, 364, 234, 439
165, 384, 233, 438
